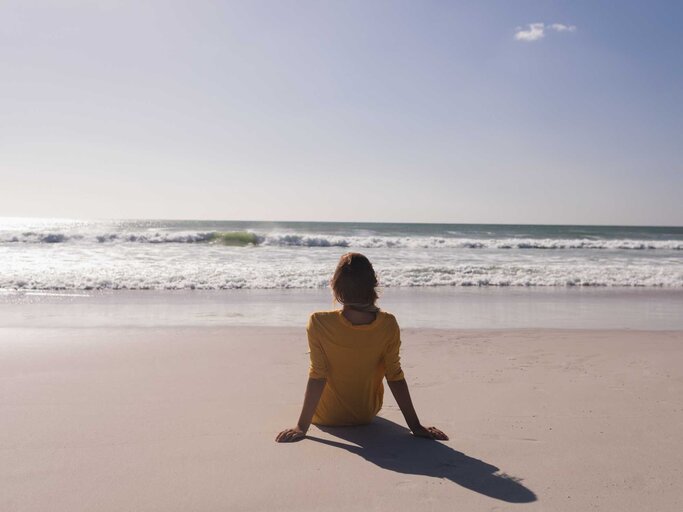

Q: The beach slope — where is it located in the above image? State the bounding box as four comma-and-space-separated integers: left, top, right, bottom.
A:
1, 327, 682, 511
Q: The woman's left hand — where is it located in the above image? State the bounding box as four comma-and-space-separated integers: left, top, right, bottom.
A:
275, 427, 306, 443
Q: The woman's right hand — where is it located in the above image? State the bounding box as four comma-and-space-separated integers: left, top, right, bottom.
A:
275, 426, 306, 443
411, 424, 449, 440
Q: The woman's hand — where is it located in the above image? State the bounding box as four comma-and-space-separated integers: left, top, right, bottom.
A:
275, 426, 306, 443
410, 424, 449, 440
276, 378, 326, 443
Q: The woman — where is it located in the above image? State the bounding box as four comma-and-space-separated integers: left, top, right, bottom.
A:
276, 252, 448, 443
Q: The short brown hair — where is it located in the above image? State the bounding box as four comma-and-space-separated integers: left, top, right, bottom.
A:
330, 252, 378, 306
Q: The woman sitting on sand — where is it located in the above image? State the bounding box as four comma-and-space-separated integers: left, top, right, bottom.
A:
276, 252, 448, 443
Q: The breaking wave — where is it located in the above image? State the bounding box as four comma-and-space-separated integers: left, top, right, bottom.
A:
2, 230, 682, 250
2, 262, 681, 290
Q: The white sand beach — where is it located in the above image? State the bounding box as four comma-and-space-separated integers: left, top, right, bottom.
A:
2, 325, 682, 511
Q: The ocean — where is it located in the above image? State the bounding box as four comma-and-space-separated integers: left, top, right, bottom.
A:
1, 218, 682, 291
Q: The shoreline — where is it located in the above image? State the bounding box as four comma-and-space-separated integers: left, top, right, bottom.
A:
2, 287, 683, 330
3, 325, 683, 333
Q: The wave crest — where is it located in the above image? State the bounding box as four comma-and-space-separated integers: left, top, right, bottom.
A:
2, 231, 682, 250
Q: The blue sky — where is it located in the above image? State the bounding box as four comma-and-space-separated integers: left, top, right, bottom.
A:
1, 1, 681, 225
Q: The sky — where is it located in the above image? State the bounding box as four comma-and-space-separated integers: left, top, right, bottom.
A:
1, 0, 682, 225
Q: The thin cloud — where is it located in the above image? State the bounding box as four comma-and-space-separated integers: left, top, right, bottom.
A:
550, 23, 577, 33
514, 22, 577, 42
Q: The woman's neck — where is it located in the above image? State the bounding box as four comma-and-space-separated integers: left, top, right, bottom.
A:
342, 306, 377, 326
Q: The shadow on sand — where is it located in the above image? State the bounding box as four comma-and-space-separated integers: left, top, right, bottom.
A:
307, 416, 537, 503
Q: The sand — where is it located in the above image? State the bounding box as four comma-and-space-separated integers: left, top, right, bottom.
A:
1, 326, 682, 511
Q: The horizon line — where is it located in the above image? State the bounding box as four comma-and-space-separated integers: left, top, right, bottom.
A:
1, 215, 682, 229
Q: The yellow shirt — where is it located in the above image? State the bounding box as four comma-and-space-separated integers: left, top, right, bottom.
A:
306, 310, 405, 426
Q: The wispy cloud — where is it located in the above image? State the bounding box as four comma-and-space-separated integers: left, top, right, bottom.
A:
514, 22, 577, 42
550, 23, 577, 33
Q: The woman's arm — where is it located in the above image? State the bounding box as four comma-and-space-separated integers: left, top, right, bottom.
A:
387, 378, 448, 440
275, 377, 327, 443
